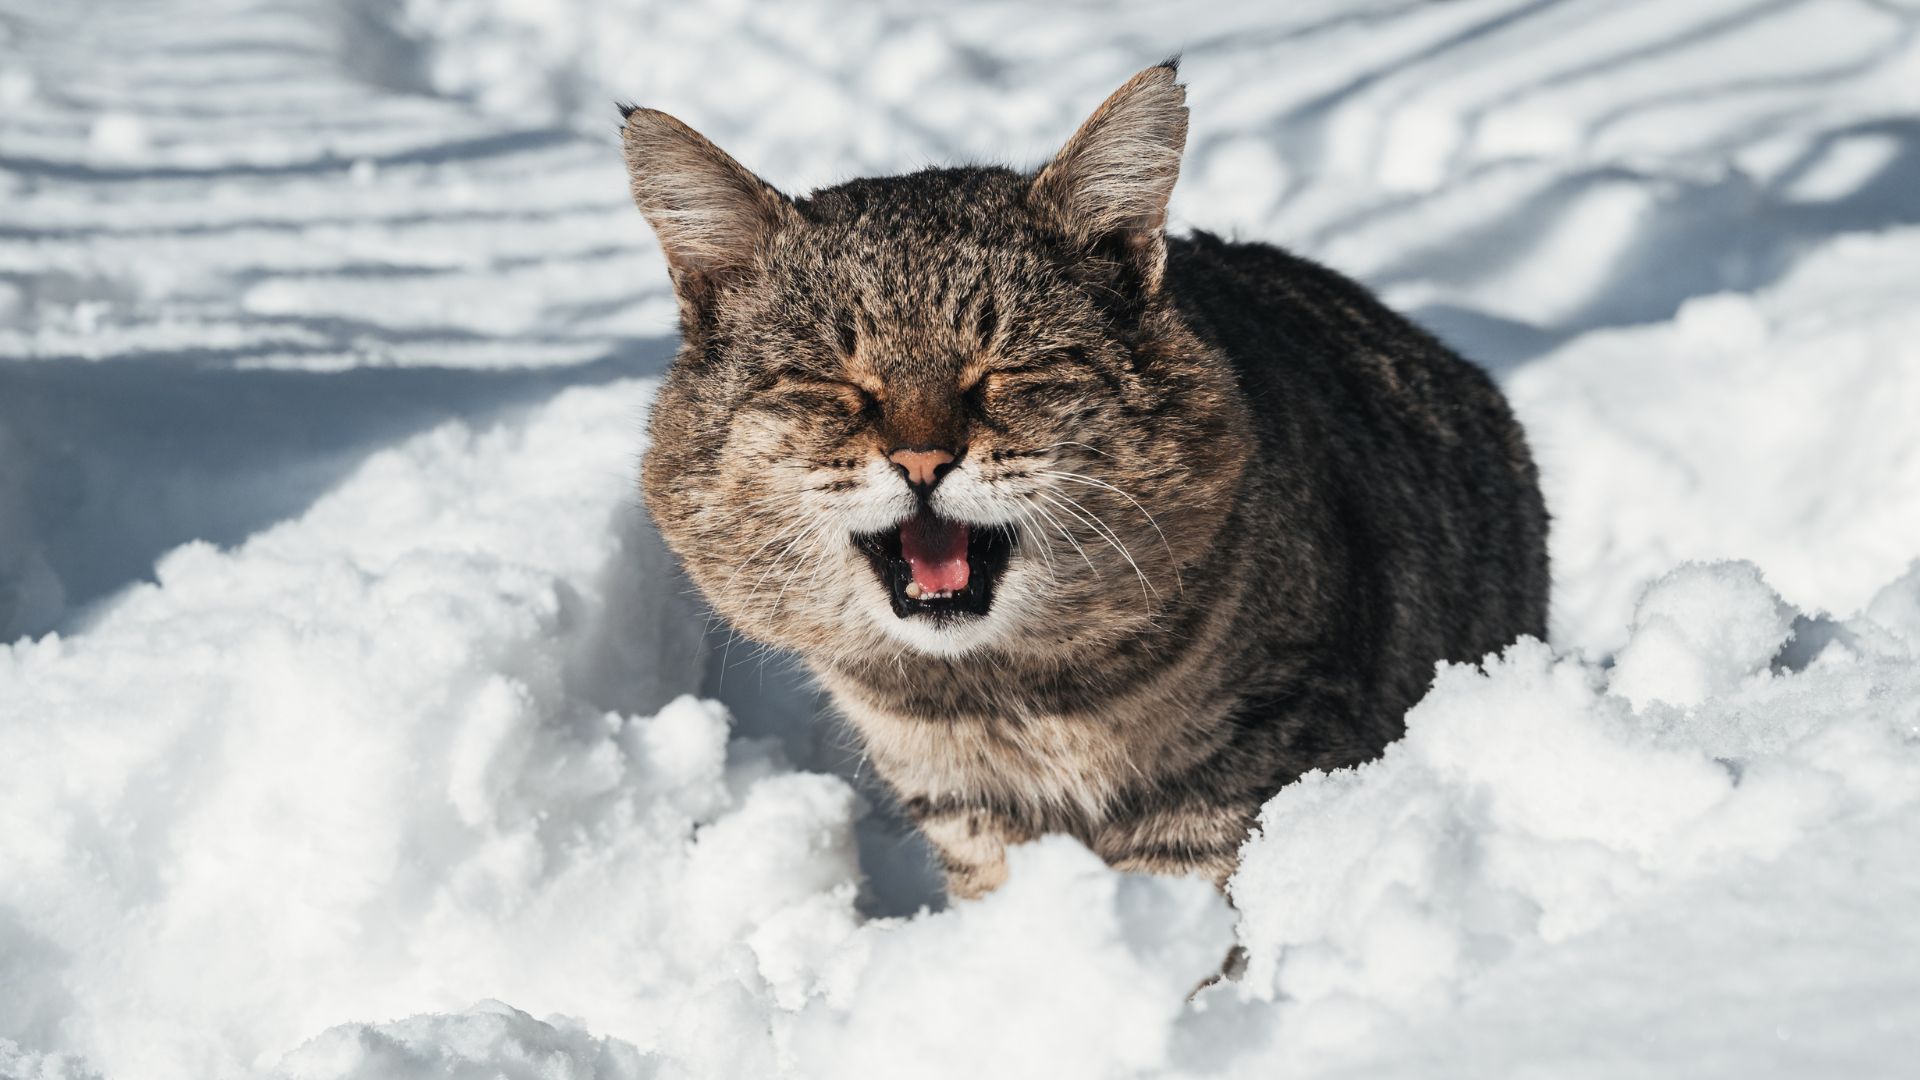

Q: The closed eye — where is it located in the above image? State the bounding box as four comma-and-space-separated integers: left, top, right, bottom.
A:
963, 348, 1103, 393
971, 366, 1105, 402
757, 376, 878, 416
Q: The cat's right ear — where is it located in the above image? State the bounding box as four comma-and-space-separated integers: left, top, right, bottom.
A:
619, 105, 797, 310
1030, 61, 1189, 295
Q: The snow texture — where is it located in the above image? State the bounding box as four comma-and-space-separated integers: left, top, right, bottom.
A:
3, 0, 1919, 1077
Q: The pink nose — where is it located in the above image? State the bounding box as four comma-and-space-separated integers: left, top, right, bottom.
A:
889, 447, 955, 488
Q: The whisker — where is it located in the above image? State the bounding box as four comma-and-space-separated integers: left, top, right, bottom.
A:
769, 519, 838, 616
1036, 469, 1180, 595
723, 517, 810, 591
748, 520, 819, 596
1003, 500, 1061, 585
1021, 492, 1099, 576
1035, 488, 1156, 602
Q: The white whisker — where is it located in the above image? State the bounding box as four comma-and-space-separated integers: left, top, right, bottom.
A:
1036, 469, 1180, 595
1035, 488, 1156, 602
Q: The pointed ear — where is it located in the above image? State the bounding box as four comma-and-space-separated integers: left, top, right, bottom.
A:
1030, 61, 1188, 293
619, 105, 797, 305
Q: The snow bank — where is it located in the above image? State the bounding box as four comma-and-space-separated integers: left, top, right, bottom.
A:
1228, 560, 1920, 1073
788, 838, 1234, 1080
278, 1001, 647, 1080
0, 384, 800, 1077
1511, 228, 1920, 653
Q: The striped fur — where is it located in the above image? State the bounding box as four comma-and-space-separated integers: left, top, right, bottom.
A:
623, 63, 1550, 898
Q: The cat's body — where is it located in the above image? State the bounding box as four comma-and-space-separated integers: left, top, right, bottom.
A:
625, 63, 1548, 898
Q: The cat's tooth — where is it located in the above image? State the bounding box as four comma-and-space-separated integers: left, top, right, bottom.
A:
904, 581, 923, 599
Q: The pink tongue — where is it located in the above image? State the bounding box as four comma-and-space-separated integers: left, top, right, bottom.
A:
900, 513, 971, 593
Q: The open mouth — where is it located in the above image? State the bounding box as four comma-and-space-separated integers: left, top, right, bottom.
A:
854, 510, 1014, 619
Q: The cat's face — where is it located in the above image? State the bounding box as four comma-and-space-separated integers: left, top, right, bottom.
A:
628, 66, 1249, 664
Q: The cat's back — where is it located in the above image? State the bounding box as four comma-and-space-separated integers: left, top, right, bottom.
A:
1163, 231, 1550, 725
1164, 231, 1507, 437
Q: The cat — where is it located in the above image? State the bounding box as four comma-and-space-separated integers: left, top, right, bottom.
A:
621, 61, 1549, 899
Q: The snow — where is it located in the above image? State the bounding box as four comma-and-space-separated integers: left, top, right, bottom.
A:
1608, 561, 1798, 711
3, 0, 1919, 1077
787, 839, 1234, 1080
279, 1000, 650, 1080
1227, 564, 1920, 1075
1510, 231, 1920, 652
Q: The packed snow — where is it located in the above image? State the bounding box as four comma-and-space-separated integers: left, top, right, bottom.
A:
3, 0, 1919, 1077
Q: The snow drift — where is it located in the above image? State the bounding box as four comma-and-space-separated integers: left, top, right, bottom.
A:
4, 0, 1919, 1076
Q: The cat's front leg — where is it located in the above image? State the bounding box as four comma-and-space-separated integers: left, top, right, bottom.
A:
902, 796, 1029, 900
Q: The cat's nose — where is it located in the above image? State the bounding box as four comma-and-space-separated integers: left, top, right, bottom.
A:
889, 446, 957, 492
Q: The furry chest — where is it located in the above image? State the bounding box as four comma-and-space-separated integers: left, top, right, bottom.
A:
847, 700, 1133, 829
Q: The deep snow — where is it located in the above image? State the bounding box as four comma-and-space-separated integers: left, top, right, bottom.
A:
3, 0, 1920, 1077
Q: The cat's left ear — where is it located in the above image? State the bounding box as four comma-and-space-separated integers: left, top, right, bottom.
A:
619, 104, 799, 314
1030, 61, 1189, 294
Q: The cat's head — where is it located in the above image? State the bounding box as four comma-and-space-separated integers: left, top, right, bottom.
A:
627, 63, 1250, 664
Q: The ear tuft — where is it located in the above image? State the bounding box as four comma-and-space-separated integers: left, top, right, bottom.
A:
620, 107, 796, 288
1031, 63, 1189, 291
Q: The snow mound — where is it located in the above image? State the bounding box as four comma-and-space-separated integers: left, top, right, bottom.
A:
279, 1001, 647, 1080
1610, 561, 1797, 711
789, 838, 1234, 1080
0, 1041, 101, 1080
1511, 228, 1920, 652
1227, 561, 1920, 1073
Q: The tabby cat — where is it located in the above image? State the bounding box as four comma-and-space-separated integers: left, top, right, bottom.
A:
622, 62, 1549, 899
